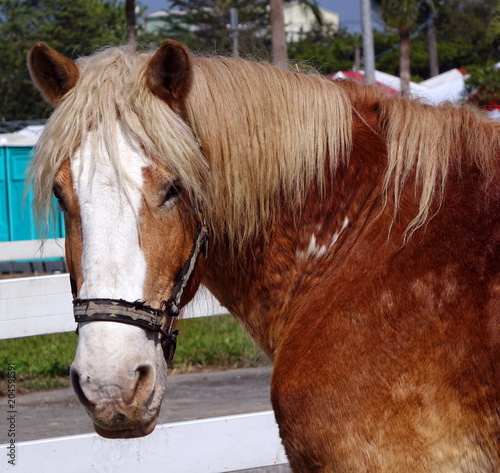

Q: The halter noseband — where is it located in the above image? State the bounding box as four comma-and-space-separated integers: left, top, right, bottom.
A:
73, 213, 209, 367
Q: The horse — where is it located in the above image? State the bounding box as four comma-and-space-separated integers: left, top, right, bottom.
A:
27, 39, 499, 472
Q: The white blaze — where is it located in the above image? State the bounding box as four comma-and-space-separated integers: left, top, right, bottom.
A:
71, 124, 148, 300
70, 124, 166, 435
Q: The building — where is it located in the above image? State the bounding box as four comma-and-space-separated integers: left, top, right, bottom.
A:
283, 1, 339, 42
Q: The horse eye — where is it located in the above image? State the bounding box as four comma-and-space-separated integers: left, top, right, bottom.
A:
162, 180, 182, 205
53, 186, 66, 211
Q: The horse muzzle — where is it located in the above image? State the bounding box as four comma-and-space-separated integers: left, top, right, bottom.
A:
70, 312, 167, 438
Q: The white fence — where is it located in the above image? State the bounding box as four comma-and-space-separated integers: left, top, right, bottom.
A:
0, 240, 287, 472
0, 238, 66, 263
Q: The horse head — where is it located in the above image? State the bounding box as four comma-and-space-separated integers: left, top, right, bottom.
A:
28, 41, 207, 438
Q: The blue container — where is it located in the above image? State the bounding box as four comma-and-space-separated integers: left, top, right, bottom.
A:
0, 140, 65, 242
0, 147, 8, 241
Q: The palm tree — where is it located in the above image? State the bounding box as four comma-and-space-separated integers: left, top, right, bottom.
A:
417, 0, 440, 77
419, 1, 439, 77
126, 0, 136, 45
426, 13, 438, 77
270, 0, 288, 67
376, 0, 419, 96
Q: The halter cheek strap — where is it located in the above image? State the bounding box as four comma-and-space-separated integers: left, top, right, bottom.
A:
73, 214, 209, 367
164, 215, 209, 318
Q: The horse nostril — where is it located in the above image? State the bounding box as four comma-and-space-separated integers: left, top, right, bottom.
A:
132, 364, 155, 402
70, 363, 156, 411
70, 366, 95, 410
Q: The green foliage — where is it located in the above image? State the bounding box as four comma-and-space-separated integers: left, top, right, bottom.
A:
465, 62, 500, 110
288, 26, 361, 74
486, 2, 500, 44
371, 0, 499, 80
373, 29, 401, 76
175, 315, 268, 369
0, 332, 78, 384
290, 0, 499, 81
1, 0, 499, 121
0, 0, 128, 120
434, 0, 500, 70
0, 315, 267, 393
378, 0, 419, 30
374, 29, 428, 81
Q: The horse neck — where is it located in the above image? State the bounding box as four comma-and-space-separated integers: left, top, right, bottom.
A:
200, 117, 392, 357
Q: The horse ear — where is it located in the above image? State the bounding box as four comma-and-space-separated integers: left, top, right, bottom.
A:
28, 42, 79, 106
146, 39, 193, 106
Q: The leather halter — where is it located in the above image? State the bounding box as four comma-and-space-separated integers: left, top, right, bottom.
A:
73, 213, 209, 367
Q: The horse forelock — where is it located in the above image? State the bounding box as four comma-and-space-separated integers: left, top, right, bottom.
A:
29, 45, 207, 233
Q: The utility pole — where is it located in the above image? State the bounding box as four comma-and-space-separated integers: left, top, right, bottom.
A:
229, 8, 240, 58
361, 0, 375, 84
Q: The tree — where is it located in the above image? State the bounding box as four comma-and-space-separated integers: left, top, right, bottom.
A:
486, 2, 500, 45
418, 0, 439, 77
126, 0, 137, 45
0, 0, 127, 120
465, 63, 500, 111
270, 0, 287, 67
157, 0, 269, 57
161, 0, 325, 66
434, 0, 499, 70
372, 0, 500, 88
375, 0, 419, 95
292, 0, 499, 83
288, 26, 361, 74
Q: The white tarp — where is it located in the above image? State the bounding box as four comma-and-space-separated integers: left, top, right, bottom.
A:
333, 68, 468, 106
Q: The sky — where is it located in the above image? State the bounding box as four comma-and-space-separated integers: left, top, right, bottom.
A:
321, 1, 363, 32
139, 0, 366, 33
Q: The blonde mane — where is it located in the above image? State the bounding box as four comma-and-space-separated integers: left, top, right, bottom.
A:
186, 57, 353, 245
30, 45, 499, 249
377, 93, 499, 233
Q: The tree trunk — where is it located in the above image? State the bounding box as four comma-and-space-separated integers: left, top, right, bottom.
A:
126, 0, 136, 46
269, 0, 288, 68
399, 26, 411, 96
427, 16, 439, 77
